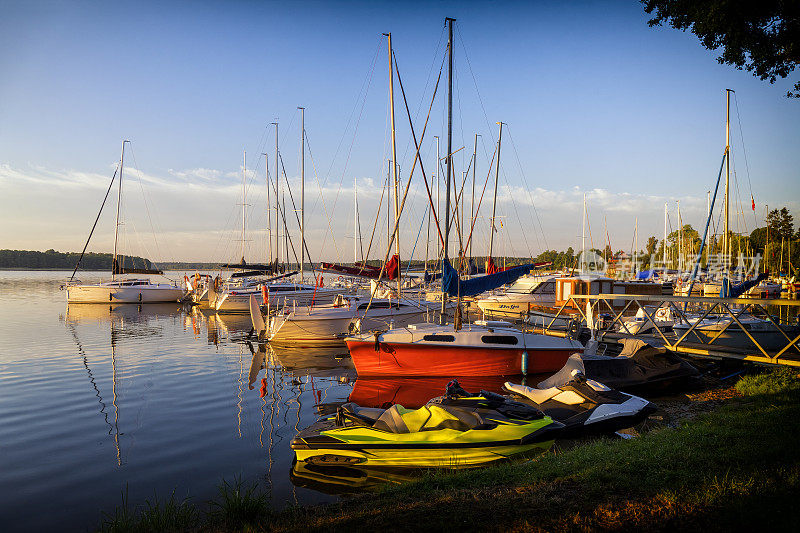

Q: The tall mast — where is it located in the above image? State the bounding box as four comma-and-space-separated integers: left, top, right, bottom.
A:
298, 106, 305, 280
385, 32, 401, 298
241, 150, 247, 263
470, 133, 478, 262
663, 202, 668, 270
354, 178, 358, 263
706, 191, 710, 267
724, 89, 733, 272
677, 200, 682, 273
634, 217, 638, 275
581, 192, 586, 272
268, 153, 272, 264
272, 122, 279, 267
435, 135, 440, 261
112, 140, 128, 278
489, 121, 503, 263
442, 17, 455, 324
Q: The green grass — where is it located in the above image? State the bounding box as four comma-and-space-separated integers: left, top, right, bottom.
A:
100, 488, 198, 533
99, 368, 800, 532
209, 475, 271, 528
735, 366, 800, 396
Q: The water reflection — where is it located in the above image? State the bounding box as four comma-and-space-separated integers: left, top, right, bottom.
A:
64, 317, 123, 466
1, 272, 555, 531
290, 462, 419, 495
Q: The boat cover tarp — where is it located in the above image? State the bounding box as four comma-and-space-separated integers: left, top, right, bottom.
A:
441, 258, 533, 297
321, 254, 399, 280
425, 270, 442, 283
636, 270, 659, 280
538, 339, 699, 392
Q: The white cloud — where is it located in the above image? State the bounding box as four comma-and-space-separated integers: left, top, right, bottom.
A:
1, 162, 795, 263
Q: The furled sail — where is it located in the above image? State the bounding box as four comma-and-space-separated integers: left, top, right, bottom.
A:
721, 272, 767, 298
441, 258, 533, 297
321, 254, 399, 280
112, 258, 163, 275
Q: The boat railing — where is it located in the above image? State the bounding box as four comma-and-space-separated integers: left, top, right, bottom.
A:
532, 293, 800, 368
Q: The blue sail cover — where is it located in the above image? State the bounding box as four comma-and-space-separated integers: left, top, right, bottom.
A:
721, 273, 767, 298
441, 258, 533, 297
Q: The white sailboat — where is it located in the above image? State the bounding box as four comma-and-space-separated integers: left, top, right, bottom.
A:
66, 141, 185, 304
211, 117, 338, 313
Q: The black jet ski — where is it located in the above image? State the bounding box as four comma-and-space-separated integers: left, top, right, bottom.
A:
291, 383, 563, 468
504, 370, 657, 436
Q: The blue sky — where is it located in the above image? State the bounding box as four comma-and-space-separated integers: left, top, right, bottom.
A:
1, 0, 798, 263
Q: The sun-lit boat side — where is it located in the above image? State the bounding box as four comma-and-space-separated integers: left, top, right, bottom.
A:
266, 296, 441, 345
65, 141, 185, 304
475, 274, 559, 320
67, 278, 185, 303
344, 320, 583, 377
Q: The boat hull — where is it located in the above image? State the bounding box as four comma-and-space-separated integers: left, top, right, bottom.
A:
345, 340, 575, 376
216, 289, 339, 313
294, 441, 552, 468
269, 308, 430, 345
66, 285, 184, 303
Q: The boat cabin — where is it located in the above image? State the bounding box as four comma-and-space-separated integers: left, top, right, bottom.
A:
554, 276, 664, 310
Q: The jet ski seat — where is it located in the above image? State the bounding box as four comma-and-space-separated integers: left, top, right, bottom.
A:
337, 402, 490, 434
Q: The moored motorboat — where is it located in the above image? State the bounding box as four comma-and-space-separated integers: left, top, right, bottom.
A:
266, 296, 439, 345
345, 320, 583, 376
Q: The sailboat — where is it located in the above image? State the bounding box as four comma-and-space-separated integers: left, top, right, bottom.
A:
66, 141, 185, 304
345, 20, 583, 377
672, 90, 799, 353
210, 140, 338, 313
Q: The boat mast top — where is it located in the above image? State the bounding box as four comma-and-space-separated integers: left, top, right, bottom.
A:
299, 106, 305, 281
263, 152, 270, 266
112, 140, 129, 278
442, 16, 455, 324
489, 121, 503, 263
581, 192, 586, 273
724, 89, 733, 272
470, 133, 479, 263
272, 122, 279, 268
241, 150, 247, 263
385, 31, 401, 298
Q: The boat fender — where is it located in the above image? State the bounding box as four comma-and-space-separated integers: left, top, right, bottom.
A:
138, 293, 142, 302
373, 331, 381, 352
261, 285, 268, 305
521, 350, 528, 375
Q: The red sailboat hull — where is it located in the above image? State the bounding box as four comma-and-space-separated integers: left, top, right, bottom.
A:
345, 340, 574, 377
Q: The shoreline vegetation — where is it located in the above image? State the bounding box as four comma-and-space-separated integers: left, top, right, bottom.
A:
100, 368, 799, 532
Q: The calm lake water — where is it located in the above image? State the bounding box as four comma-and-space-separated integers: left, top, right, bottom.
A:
0, 271, 521, 532
0, 271, 360, 532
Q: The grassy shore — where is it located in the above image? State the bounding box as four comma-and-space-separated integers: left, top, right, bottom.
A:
101, 368, 800, 532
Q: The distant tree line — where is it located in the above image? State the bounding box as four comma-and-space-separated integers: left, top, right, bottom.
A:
0, 249, 154, 271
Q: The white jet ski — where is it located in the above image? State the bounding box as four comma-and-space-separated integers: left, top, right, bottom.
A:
504, 370, 656, 436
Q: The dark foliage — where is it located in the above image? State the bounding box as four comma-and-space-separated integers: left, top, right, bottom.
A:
643, 0, 800, 97
0, 249, 153, 271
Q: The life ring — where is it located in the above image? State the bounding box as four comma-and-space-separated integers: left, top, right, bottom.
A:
338, 276, 344, 282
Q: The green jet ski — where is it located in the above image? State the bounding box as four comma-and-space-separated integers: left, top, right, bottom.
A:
291, 381, 563, 469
